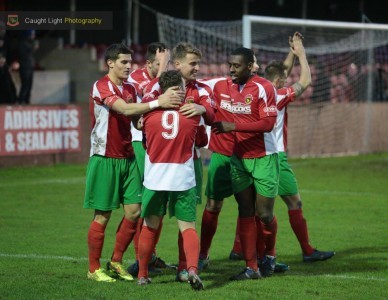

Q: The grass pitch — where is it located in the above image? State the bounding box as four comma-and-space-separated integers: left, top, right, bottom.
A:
0, 153, 387, 299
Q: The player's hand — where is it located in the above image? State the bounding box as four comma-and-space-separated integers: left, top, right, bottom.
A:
289, 31, 304, 49
293, 31, 303, 39
212, 121, 235, 133
156, 48, 171, 73
291, 35, 305, 57
289, 35, 294, 49
180, 103, 206, 118
158, 86, 185, 108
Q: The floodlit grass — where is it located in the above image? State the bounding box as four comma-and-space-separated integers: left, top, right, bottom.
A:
0, 153, 387, 299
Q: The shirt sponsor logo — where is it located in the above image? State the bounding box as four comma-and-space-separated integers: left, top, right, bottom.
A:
232, 103, 251, 114
263, 105, 277, 113
220, 100, 233, 112
220, 100, 251, 114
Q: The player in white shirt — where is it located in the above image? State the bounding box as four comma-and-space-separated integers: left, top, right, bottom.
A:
264, 34, 335, 263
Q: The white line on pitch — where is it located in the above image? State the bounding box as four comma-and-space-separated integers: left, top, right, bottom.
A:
323, 274, 388, 282
299, 189, 383, 197
291, 272, 388, 282
1, 253, 387, 282
0, 253, 87, 261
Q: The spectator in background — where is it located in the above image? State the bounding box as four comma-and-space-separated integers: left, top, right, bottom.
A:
0, 21, 17, 104
0, 51, 17, 104
310, 64, 331, 103
374, 64, 388, 101
17, 30, 38, 104
330, 72, 351, 103
0, 20, 6, 52
346, 63, 364, 101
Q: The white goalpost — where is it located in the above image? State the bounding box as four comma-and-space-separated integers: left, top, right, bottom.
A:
242, 15, 388, 157
156, 13, 388, 157
243, 15, 388, 48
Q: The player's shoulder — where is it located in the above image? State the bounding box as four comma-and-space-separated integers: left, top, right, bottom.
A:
94, 75, 114, 93
142, 78, 159, 93
250, 75, 275, 92
143, 80, 161, 103
92, 76, 115, 100
128, 67, 147, 81
251, 74, 272, 86
198, 77, 228, 91
95, 75, 109, 86
198, 77, 227, 86
130, 67, 145, 75
147, 77, 160, 87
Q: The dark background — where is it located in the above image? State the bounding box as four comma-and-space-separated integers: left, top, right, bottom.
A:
1, 0, 386, 45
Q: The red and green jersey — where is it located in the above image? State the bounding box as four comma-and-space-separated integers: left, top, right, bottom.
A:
142, 107, 200, 191
89, 75, 135, 158
128, 67, 152, 97
200, 77, 235, 156
143, 78, 216, 159
232, 75, 278, 158
127, 67, 152, 142
143, 78, 215, 126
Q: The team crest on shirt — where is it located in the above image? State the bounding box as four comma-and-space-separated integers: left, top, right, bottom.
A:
126, 96, 134, 103
245, 94, 253, 104
185, 96, 195, 104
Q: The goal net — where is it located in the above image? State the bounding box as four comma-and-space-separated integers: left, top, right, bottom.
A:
157, 13, 242, 77
156, 13, 388, 157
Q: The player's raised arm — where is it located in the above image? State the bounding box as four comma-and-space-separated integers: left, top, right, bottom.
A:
283, 32, 303, 76
155, 48, 171, 78
290, 35, 312, 97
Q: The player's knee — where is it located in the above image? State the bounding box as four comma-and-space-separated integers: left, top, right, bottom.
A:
124, 209, 141, 221
257, 211, 274, 224
94, 210, 111, 224
238, 206, 256, 218
288, 200, 302, 210
205, 199, 223, 212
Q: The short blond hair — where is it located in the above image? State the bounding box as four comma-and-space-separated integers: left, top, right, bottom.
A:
172, 42, 202, 61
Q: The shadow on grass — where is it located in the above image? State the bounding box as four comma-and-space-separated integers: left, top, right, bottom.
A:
132, 246, 388, 290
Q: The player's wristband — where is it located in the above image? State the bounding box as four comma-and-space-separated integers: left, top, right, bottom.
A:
149, 100, 160, 110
